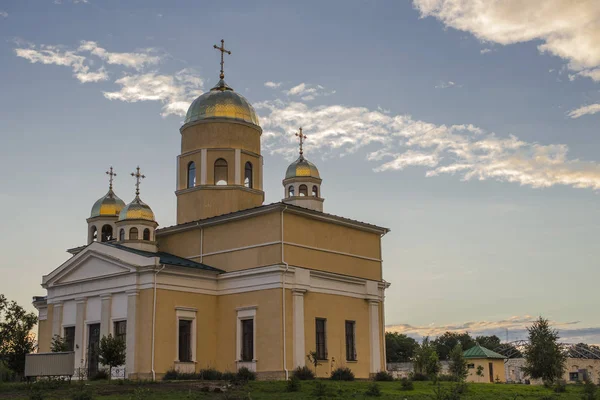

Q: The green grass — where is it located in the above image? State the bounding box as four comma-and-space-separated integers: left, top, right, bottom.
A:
0, 379, 592, 399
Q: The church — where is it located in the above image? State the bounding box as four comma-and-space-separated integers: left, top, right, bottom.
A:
33, 41, 391, 380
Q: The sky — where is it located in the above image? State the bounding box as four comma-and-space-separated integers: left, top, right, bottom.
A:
1, 0, 599, 345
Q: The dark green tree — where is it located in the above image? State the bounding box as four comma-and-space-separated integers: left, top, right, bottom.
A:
522, 317, 566, 384
474, 335, 502, 351
50, 335, 69, 352
448, 344, 468, 382
414, 337, 441, 378
433, 332, 475, 360
0, 294, 37, 377
385, 332, 419, 362
98, 334, 126, 380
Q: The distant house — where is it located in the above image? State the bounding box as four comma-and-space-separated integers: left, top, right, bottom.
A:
464, 344, 506, 383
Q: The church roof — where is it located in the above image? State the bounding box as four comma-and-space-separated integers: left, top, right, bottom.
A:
90, 189, 126, 218
285, 155, 321, 180
156, 202, 389, 235
463, 344, 506, 359
103, 242, 224, 273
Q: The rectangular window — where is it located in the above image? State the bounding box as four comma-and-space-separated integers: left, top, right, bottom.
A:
345, 321, 356, 361
241, 319, 254, 361
178, 320, 192, 362
114, 321, 127, 343
64, 326, 75, 352
569, 372, 579, 381
315, 318, 327, 360
467, 363, 475, 369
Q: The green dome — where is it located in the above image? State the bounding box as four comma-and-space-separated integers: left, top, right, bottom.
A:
184, 79, 260, 127
90, 189, 126, 218
285, 156, 320, 180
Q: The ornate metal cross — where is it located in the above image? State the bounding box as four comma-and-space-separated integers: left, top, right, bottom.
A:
106, 166, 117, 190
131, 166, 145, 196
213, 39, 231, 80
295, 127, 307, 157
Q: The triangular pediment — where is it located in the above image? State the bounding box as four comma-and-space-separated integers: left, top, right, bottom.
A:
54, 254, 133, 285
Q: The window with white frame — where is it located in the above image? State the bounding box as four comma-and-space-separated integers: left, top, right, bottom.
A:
175, 308, 197, 363
236, 307, 256, 363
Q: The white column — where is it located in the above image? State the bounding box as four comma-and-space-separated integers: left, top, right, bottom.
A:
126, 290, 138, 377
75, 298, 87, 372
259, 156, 264, 190
200, 149, 207, 185
368, 300, 381, 374
100, 295, 112, 339
52, 302, 63, 338
292, 290, 306, 367
234, 149, 241, 185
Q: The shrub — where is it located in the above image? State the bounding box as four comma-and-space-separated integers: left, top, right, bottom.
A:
71, 388, 94, 400
131, 387, 151, 400
222, 371, 236, 381
200, 368, 222, 381
582, 379, 597, 400
374, 371, 394, 381
410, 372, 429, 381
89, 369, 108, 381
552, 380, 567, 393
292, 365, 315, 380
236, 367, 256, 382
365, 383, 382, 397
286, 376, 301, 392
400, 377, 414, 391
313, 381, 328, 398
330, 367, 354, 381
163, 369, 179, 380
438, 374, 458, 382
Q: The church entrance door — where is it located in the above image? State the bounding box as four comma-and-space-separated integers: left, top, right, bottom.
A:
87, 323, 101, 377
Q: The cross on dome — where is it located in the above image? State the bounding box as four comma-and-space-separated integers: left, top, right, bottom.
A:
295, 127, 307, 157
106, 166, 117, 190
213, 39, 231, 80
131, 166, 146, 196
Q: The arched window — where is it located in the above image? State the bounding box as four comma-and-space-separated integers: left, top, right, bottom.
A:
101, 225, 113, 242
187, 161, 196, 188
214, 158, 228, 186
312, 185, 318, 197
288, 185, 295, 197
119, 229, 125, 241
91, 226, 97, 242
299, 184, 308, 197
143, 228, 151, 241
244, 162, 253, 188
129, 227, 138, 240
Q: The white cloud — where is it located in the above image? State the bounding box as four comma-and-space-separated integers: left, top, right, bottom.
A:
480, 48, 492, 54
264, 81, 281, 88
103, 69, 203, 117
14, 45, 108, 83
257, 97, 600, 190
435, 81, 461, 89
568, 103, 600, 119
0, 11, 8, 18
78, 41, 161, 71
413, 0, 600, 82
284, 82, 335, 100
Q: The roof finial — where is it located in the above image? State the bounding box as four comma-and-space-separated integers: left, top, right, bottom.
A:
295, 127, 307, 158
213, 39, 231, 80
106, 166, 117, 190
131, 166, 145, 197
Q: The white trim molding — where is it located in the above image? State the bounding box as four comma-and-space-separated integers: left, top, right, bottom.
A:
368, 300, 381, 373
175, 307, 197, 364
236, 306, 257, 371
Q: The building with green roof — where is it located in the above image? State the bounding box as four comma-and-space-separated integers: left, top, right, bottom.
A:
464, 344, 506, 383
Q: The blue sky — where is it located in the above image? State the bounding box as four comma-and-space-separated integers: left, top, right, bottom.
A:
1, 0, 599, 344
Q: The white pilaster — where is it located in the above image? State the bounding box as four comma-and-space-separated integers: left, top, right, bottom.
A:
52, 303, 63, 337
100, 295, 112, 339
75, 298, 87, 370
292, 290, 306, 367
259, 156, 264, 190
200, 149, 207, 184
368, 300, 381, 373
234, 149, 241, 185
126, 290, 138, 377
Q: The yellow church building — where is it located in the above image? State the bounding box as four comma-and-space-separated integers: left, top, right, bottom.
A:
33, 41, 391, 380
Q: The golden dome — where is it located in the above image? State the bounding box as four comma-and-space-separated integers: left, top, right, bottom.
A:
90, 189, 126, 218
118, 196, 155, 222
184, 79, 260, 127
285, 156, 321, 180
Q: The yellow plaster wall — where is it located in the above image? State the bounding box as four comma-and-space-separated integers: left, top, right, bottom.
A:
203, 212, 280, 254
303, 292, 372, 379
37, 305, 53, 353
215, 289, 283, 374
178, 152, 202, 190
158, 229, 201, 259
181, 121, 261, 155
466, 359, 506, 383
135, 289, 154, 376
200, 244, 281, 272
240, 152, 261, 190
176, 187, 264, 224
205, 149, 235, 185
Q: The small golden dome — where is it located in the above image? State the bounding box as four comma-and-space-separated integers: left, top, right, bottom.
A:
118, 196, 155, 222
90, 189, 126, 218
285, 156, 320, 180
184, 79, 260, 127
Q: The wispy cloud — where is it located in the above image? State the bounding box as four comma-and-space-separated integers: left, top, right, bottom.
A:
480, 48, 492, 54
284, 82, 336, 101
413, 0, 600, 83
435, 81, 461, 89
0, 11, 8, 18
54, 0, 89, 4
568, 104, 600, 119
78, 41, 161, 71
264, 81, 281, 88
257, 96, 600, 190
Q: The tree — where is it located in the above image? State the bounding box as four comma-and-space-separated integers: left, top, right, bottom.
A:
98, 334, 126, 380
50, 335, 69, 352
0, 294, 37, 378
448, 344, 468, 381
522, 317, 566, 384
414, 337, 441, 378
385, 332, 419, 362
433, 332, 475, 360
474, 335, 501, 351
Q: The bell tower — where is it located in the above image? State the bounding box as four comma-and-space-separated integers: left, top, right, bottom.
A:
175, 40, 264, 224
